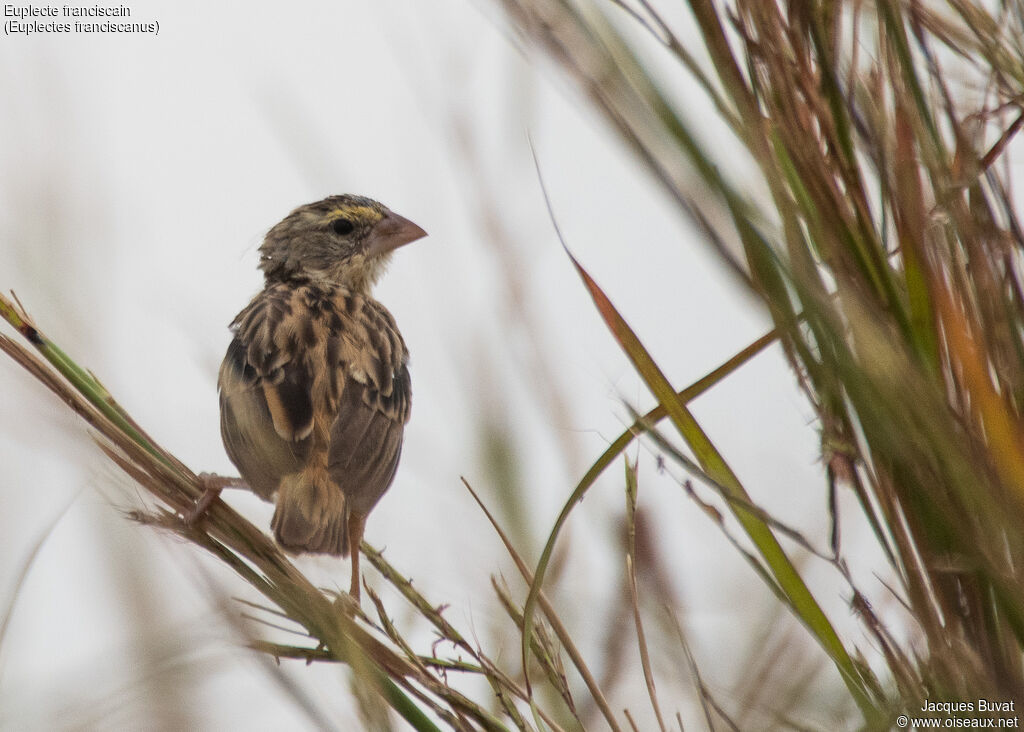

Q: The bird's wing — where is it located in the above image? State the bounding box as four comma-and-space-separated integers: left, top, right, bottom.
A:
218, 285, 316, 498
327, 299, 411, 517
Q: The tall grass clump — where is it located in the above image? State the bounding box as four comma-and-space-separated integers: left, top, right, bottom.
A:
495, 0, 1024, 726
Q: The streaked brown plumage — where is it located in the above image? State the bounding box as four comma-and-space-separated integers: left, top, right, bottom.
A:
216, 194, 425, 600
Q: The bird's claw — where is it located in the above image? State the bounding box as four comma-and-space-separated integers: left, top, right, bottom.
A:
182, 473, 246, 526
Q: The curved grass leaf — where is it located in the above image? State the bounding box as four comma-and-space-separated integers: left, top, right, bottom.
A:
520, 249, 882, 721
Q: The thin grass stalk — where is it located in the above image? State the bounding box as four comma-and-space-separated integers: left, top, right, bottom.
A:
462, 478, 620, 732
622, 458, 667, 732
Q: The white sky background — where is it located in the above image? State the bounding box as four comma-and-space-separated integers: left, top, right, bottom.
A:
0, 1, 889, 728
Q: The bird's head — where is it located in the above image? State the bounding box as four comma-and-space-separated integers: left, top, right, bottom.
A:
259, 194, 427, 292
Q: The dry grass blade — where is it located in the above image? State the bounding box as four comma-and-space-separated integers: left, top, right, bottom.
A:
360, 543, 564, 732
462, 477, 621, 732
664, 603, 740, 732
623, 459, 667, 732
490, 576, 577, 721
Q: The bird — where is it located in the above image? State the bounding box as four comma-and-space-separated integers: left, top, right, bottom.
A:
208, 194, 425, 602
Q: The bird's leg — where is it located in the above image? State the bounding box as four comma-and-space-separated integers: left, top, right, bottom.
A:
347, 512, 367, 602
183, 473, 247, 526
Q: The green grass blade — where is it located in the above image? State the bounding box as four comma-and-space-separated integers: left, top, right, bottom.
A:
551, 251, 881, 720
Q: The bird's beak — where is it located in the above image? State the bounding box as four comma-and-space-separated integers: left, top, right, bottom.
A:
365, 210, 427, 258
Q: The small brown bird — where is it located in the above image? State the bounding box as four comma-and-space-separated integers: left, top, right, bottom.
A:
215, 194, 425, 601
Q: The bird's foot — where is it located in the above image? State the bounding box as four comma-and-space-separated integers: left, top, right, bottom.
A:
182, 473, 246, 526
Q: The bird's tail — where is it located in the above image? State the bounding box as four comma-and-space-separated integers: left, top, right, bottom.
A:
271, 467, 349, 556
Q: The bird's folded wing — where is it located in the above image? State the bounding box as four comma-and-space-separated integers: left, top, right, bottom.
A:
327, 381, 406, 517
218, 286, 316, 497
328, 300, 412, 515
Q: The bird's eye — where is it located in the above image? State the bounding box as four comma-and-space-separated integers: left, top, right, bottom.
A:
331, 218, 355, 236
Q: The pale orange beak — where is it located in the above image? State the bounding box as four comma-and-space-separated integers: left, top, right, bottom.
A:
365, 210, 427, 258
